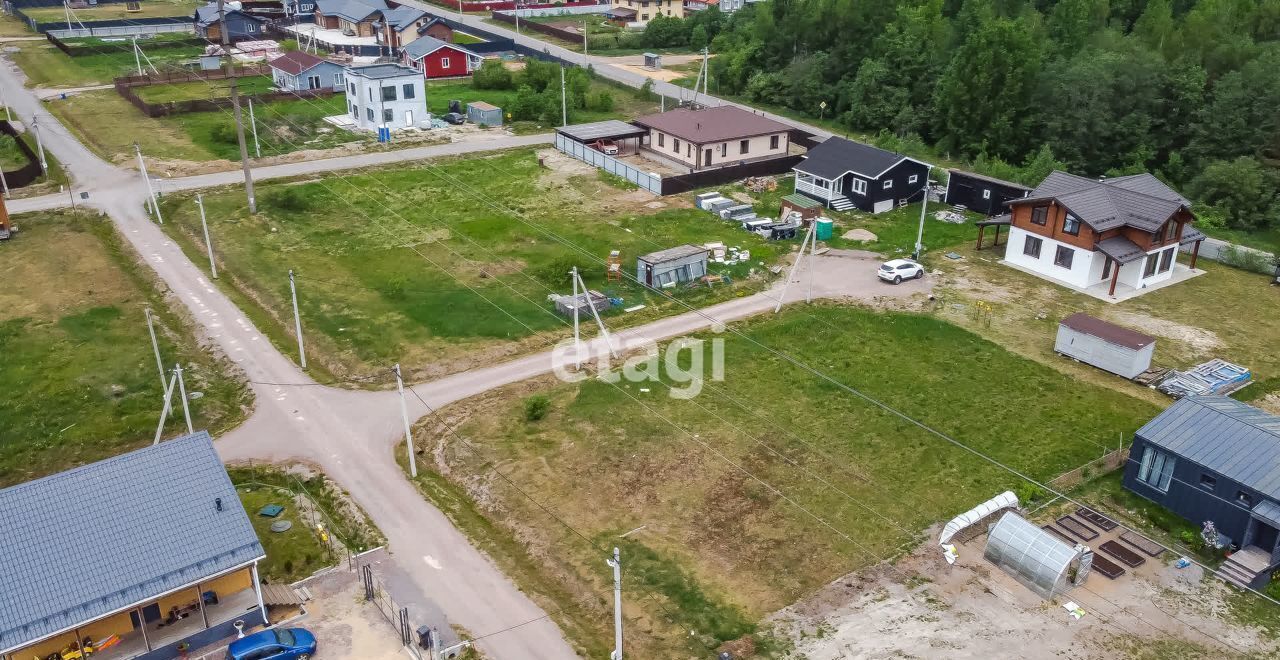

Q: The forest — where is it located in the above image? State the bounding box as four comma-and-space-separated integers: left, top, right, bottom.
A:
645, 0, 1280, 236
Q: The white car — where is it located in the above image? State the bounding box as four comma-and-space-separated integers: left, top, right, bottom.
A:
878, 258, 925, 284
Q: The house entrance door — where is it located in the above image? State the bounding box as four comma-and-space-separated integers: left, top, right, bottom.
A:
1102, 257, 1113, 281
307, 75, 321, 90
1255, 520, 1280, 551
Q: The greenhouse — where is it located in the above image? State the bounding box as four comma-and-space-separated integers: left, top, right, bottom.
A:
984, 512, 1084, 599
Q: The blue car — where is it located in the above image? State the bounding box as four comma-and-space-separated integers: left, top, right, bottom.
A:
225, 627, 317, 660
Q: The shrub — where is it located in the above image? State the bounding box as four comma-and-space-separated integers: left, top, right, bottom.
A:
586, 91, 615, 112
210, 122, 240, 145
472, 58, 514, 90
523, 395, 551, 422
263, 186, 311, 212
1215, 245, 1277, 275
1013, 481, 1047, 504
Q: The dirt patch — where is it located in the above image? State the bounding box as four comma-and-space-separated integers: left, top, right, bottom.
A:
297, 570, 408, 660
535, 147, 597, 185
1107, 311, 1224, 354
841, 228, 877, 242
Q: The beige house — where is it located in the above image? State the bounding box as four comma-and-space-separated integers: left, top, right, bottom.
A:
632, 105, 792, 172
608, 0, 684, 25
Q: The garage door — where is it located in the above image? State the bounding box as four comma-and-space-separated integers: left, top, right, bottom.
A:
873, 199, 894, 214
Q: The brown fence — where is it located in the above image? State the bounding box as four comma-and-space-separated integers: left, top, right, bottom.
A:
490, 10, 584, 43
1049, 447, 1130, 491
116, 82, 334, 118
660, 153, 805, 195
113, 65, 270, 89
46, 31, 207, 56
1, 121, 46, 189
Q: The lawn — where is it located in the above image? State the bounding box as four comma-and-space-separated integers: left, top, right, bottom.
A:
155, 148, 789, 383
235, 484, 333, 582
0, 211, 250, 487
423, 76, 659, 126
48, 90, 214, 163
11, 41, 203, 87
401, 305, 1159, 657
451, 31, 486, 45
20, 0, 200, 22
0, 124, 71, 199
132, 75, 276, 104
174, 93, 368, 161
0, 132, 30, 170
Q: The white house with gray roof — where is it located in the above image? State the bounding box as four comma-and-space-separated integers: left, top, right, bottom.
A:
343, 63, 427, 132
0, 432, 268, 660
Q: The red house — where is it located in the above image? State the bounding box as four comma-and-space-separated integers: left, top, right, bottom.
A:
401, 35, 481, 78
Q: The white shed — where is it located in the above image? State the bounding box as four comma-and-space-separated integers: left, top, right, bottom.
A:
1054, 313, 1155, 379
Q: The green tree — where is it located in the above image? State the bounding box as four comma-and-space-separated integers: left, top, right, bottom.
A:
1188, 157, 1280, 231
1046, 0, 1110, 54
472, 58, 514, 90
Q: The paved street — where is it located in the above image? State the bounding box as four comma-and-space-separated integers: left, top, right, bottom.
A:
0, 26, 880, 658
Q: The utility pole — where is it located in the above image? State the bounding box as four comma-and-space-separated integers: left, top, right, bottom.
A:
701, 46, 709, 98
807, 220, 817, 304
607, 547, 623, 660
560, 66, 567, 127
514, 0, 519, 35
394, 364, 418, 478
175, 363, 194, 434
134, 142, 162, 223
32, 116, 47, 175
913, 165, 933, 261
196, 193, 217, 278
571, 265, 581, 369
145, 307, 165, 389
288, 269, 306, 368
218, 0, 256, 213
132, 36, 143, 76
775, 222, 815, 313
152, 368, 179, 445
248, 98, 261, 158
572, 267, 617, 358
583, 19, 588, 54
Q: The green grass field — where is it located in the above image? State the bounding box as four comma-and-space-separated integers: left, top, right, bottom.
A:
236, 485, 333, 582
11, 42, 203, 87
132, 76, 276, 103
0, 132, 29, 170
155, 148, 788, 382
403, 305, 1159, 657
19, 0, 200, 22
0, 211, 250, 487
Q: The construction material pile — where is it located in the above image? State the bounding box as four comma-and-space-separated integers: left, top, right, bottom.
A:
1156, 359, 1251, 398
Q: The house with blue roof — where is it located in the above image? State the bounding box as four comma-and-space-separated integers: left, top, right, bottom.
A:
1123, 396, 1280, 588
0, 432, 268, 660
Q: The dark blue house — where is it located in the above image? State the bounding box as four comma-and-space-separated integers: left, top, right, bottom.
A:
1123, 396, 1280, 587
194, 4, 269, 42
792, 137, 931, 213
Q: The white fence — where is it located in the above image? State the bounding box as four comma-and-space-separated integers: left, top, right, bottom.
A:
47, 23, 195, 38
497, 4, 610, 17
555, 132, 661, 194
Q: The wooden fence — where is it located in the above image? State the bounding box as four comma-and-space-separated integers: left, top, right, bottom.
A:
1049, 447, 1130, 491
113, 65, 270, 88
45, 30, 206, 57
0, 121, 46, 190
115, 79, 334, 118
490, 10, 584, 43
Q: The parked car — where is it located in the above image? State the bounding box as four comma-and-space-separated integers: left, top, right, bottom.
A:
226, 628, 317, 660
590, 139, 619, 155
877, 258, 924, 284
441, 112, 465, 125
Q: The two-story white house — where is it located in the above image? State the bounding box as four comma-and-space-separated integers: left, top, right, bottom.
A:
343, 63, 427, 132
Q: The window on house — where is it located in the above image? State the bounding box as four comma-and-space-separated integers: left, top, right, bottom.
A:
908, 174, 919, 184
402, 83, 415, 99
1054, 245, 1074, 269
349, 82, 355, 95
383, 108, 393, 122
851, 178, 867, 195
641, 12, 648, 19
770, 135, 780, 150
657, 133, 664, 147
441, 57, 451, 68
1238, 491, 1254, 506
983, 189, 992, 200
1199, 474, 1217, 491
382, 86, 397, 102
1143, 254, 1159, 277
1165, 221, 1178, 241
1137, 446, 1175, 492
350, 103, 357, 117
672, 138, 679, 153
1031, 205, 1048, 225
335, 72, 344, 87
720, 143, 727, 157
882, 179, 893, 189
366, 107, 374, 121
368, 88, 374, 102
1023, 236, 1042, 259
1159, 248, 1175, 273
1062, 212, 1081, 236
739, 139, 749, 155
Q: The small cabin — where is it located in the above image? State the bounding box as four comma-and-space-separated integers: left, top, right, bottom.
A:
1054, 312, 1155, 379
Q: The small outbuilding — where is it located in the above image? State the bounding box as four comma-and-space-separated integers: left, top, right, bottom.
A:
984, 511, 1087, 600
944, 169, 1031, 216
637, 244, 709, 288
1055, 312, 1155, 379
467, 101, 502, 126
643, 52, 662, 69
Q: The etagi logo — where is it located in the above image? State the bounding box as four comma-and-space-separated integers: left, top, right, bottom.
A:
551, 323, 726, 399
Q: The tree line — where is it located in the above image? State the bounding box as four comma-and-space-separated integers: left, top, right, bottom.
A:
658, 0, 1279, 232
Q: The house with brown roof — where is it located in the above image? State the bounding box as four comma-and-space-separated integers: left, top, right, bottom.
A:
268, 51, 347, 91
632, 105, 793, 172
1003, 171, 1207, 299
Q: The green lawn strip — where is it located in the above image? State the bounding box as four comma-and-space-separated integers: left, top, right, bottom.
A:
235, 484, 333, 582
48, 90, 214, 162
413, 306, 1155, 655
171, 93, 366, 161
0, 14, 32, 36
12, 42, 203, 87
227, 464, 385, 553
0, 211, 249, 486
450, 32, 486, 45
20, 0, 200, 22
154, 148, 785, 380
424, 77, 657, 123
0, 125, 69, 198
1199, 225, 1280, 256
0, 131, 30, 169
132, 76, 276, 104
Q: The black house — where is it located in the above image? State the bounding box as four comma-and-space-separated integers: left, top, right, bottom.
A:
792, 137, 931, 213
1123, 396, 1280, 588
944, 169, 1031, 216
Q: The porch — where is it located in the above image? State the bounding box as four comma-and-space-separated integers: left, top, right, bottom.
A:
794, 171, 853, 210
